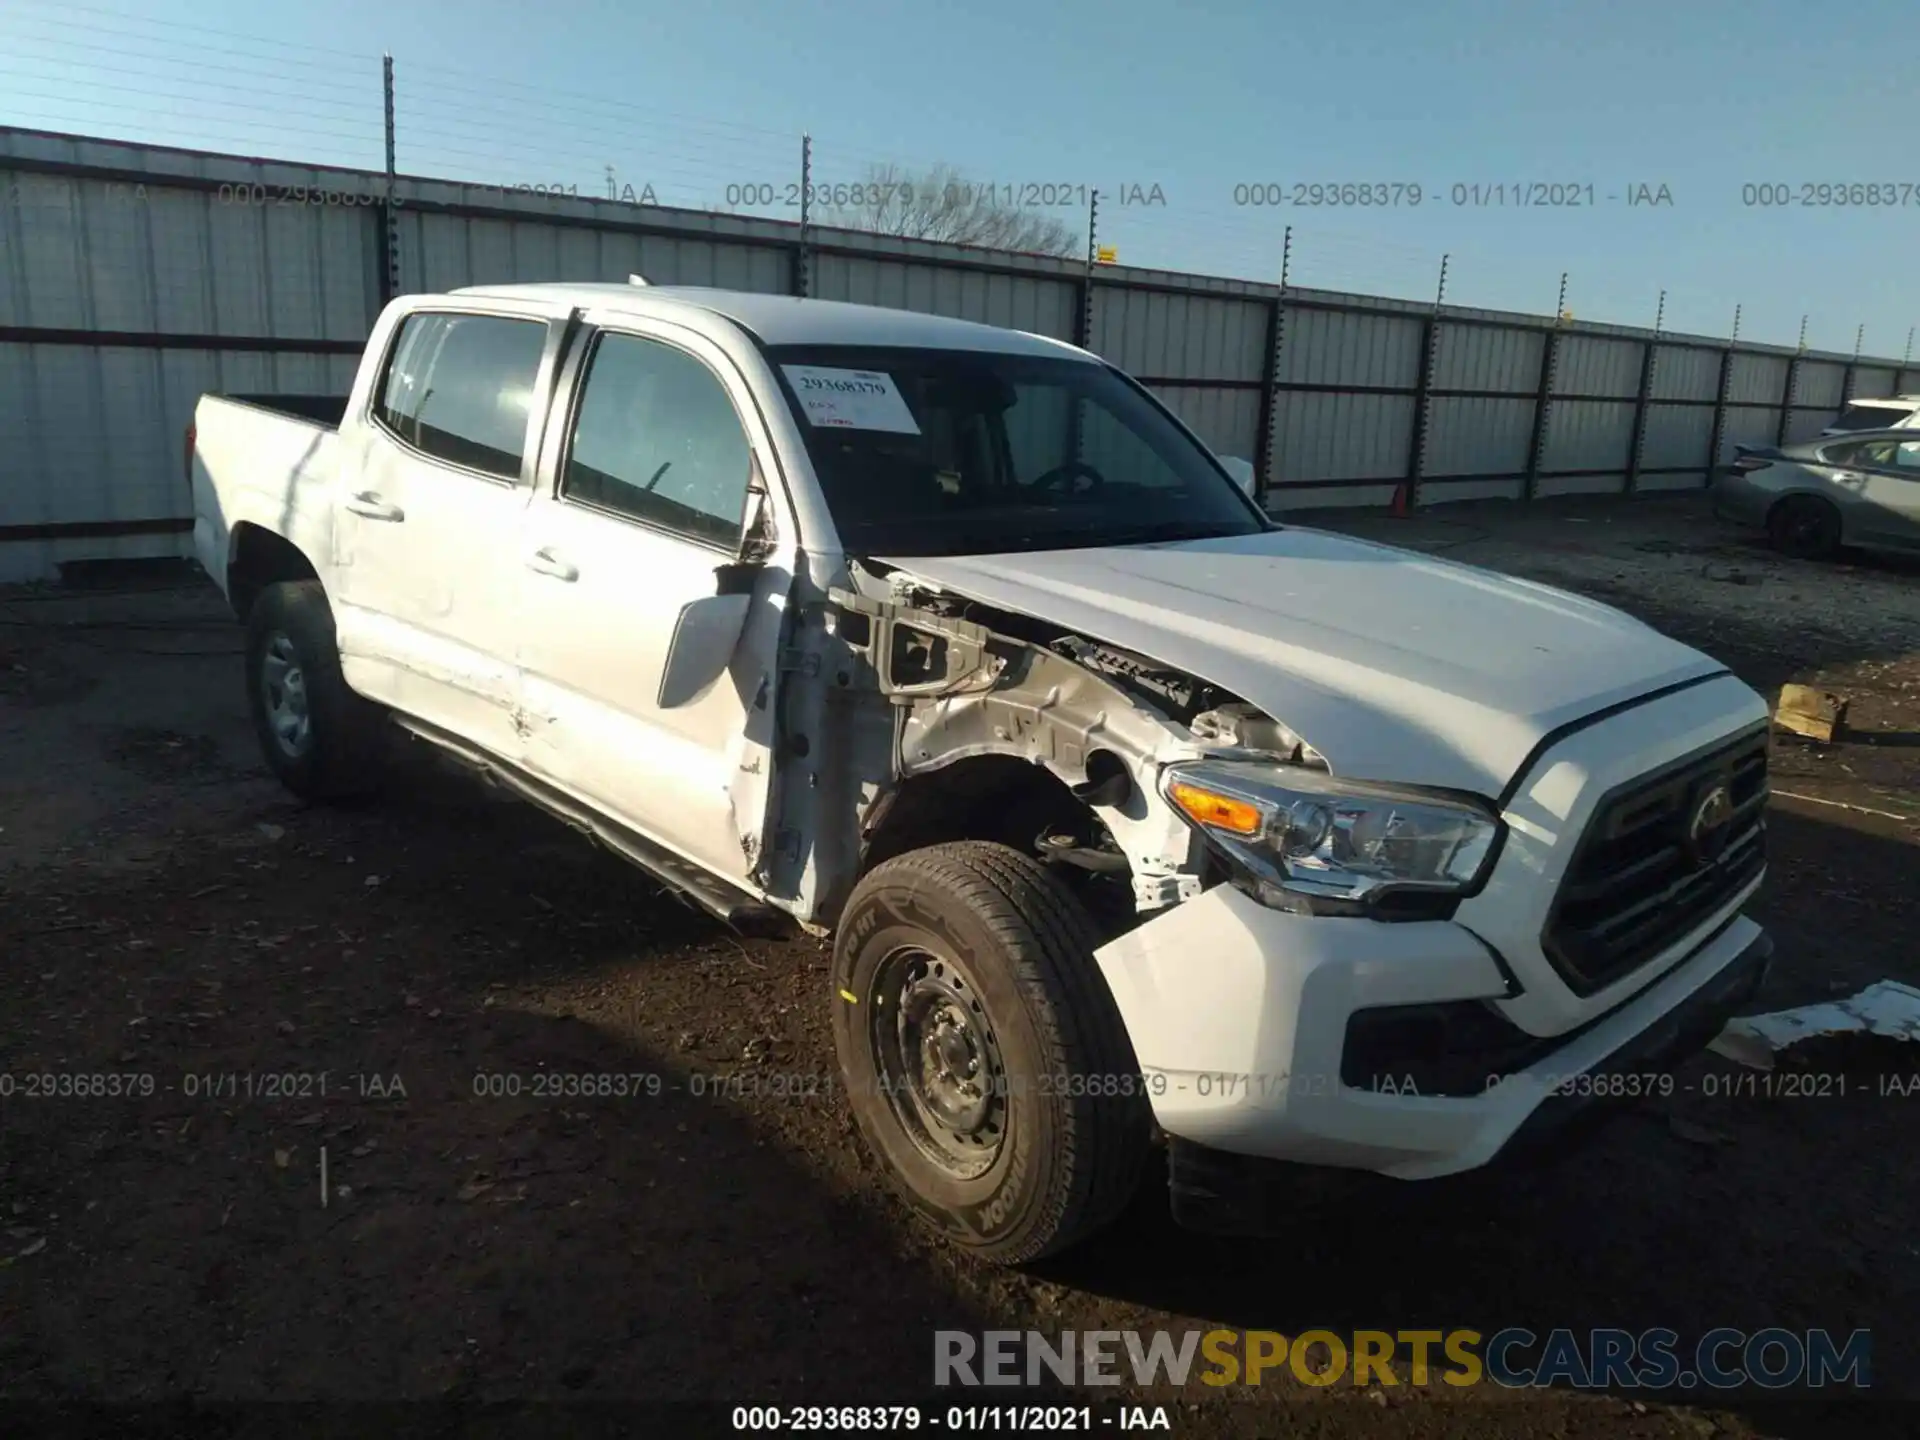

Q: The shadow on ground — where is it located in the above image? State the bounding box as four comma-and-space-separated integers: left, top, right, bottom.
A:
0, 757, 990, 1410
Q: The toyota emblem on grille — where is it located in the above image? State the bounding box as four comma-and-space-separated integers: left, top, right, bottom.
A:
1686, 783, 1735, 867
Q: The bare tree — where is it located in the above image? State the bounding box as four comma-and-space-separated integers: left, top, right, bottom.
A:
816, 163, 1080, 257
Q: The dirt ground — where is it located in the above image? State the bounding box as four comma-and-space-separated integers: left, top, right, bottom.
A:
1, 493, 1916, 1438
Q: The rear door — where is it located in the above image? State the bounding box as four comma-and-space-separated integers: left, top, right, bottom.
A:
514, 313, 792, 883
333, 306, 559, 759
1854, 438, 1920, 547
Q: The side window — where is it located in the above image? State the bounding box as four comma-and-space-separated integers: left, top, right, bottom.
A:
561, 332, 752, 546
374, 312, 548, 480
1895, 441, 1920, 471
1820, 440, 1885, 469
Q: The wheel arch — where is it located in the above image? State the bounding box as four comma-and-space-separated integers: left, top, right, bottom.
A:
1764, 487, 1849, 550
227, 523, 322, 621
837, 753, 1135, 935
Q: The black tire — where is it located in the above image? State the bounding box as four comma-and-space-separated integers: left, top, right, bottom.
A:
1767, 495, 1842, 560
831, 841, 1150, 1264
244, 580, 386, 801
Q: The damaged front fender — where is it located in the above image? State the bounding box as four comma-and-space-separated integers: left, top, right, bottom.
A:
828, 585, 1204, 913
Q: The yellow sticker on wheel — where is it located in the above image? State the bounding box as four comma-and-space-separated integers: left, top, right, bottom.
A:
839, 988, 859, 1004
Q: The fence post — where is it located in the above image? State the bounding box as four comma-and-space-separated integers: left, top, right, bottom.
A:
1404, 253, 1448, 510
1522, 272, 1567, 502
1775, 315, 1807, 446
379, 54, 400, 311
1704, 303, 1738, 487
1252, 225, 1291, 511
1067, 190, 1101, 464
1624, 289, 1665, 494
1840, 322, 1863, 405
1074, 189, 1100, 350
793, 134, 812, 298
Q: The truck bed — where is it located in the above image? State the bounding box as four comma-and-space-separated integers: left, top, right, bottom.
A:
222, 393, 351, 429
190, 392, 349, 600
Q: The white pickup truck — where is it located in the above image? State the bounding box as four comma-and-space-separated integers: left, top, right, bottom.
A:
190, 281, 1774, 1262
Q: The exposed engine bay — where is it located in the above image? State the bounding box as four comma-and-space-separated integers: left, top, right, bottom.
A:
827, 562, 1329, 926
852, 564, 1326, 763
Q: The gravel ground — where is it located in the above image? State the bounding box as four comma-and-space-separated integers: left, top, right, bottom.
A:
1, 493, 1915, 1439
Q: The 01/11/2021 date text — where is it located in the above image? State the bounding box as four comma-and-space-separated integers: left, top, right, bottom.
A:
1230, 181, 1675, 208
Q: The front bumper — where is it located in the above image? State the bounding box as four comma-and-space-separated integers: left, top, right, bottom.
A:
1502, 920, 1770, 1152
1093, 883, 1771, 1181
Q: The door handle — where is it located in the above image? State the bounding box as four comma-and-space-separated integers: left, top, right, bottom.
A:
525, 547, 579, 582
344, 491, 405, 522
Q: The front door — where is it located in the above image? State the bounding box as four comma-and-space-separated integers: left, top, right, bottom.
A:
513, 317, 791, 883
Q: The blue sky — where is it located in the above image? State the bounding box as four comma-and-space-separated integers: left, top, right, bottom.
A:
3, 0, 1915, 357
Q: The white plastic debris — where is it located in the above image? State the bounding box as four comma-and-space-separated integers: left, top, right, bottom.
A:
1711, 981, 1920, 1070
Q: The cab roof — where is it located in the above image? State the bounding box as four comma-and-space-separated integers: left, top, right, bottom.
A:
446, 282, 1091, 361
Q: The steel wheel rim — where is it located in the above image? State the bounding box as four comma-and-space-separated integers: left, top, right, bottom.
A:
870, 945, 1008, 1179
259, 631, 312, 758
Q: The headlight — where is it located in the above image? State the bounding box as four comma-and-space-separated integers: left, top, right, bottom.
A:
1161, 759, 1502, 915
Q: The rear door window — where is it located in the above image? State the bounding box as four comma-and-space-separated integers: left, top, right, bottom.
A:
375, 312, 549, 481
1821, 439, 1894, 468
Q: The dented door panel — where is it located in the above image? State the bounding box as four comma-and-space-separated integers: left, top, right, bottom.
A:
514, 312, 796, 887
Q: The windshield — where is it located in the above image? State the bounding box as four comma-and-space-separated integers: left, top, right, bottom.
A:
766, 345, 1268, 556
1828, 403, 1914, 433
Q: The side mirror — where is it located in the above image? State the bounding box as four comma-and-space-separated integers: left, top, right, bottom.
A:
658, 458, 776, 709
1218, 456, 1257, 497
658, 589, 753, 709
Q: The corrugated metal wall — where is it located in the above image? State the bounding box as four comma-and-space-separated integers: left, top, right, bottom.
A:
0, 136, 379, 576
3, 124, 1913, 580
1543, 333, 1639, 494
1421, 324, 1541, 502
401, 212, 791, 297
1263, 305, 1422, 509
1093, 286, 1267, 460
813, 254, 1078, 337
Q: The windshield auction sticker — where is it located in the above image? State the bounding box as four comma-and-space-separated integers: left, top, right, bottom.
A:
781, 366, 922, 434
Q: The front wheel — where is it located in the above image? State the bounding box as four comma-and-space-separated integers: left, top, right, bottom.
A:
831, 841, 1151, 1264
244, 580, 386, 801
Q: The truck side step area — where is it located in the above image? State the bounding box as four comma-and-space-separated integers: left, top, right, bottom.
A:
390, 716, 788, 936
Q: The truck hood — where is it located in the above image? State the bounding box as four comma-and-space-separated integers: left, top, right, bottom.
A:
876, 526, 1727, 796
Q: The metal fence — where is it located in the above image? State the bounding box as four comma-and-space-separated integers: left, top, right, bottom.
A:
2, 123, 1911, 581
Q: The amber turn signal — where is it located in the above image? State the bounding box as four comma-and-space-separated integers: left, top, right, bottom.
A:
1166, 781, 1264, 836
